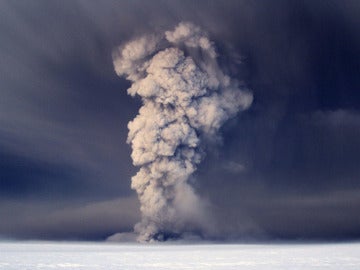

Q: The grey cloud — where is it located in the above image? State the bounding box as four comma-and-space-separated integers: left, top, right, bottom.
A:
199, 180, 360, 240
0, 197, 139, 240
0, 0, 359, 241
222, 161, 246, 174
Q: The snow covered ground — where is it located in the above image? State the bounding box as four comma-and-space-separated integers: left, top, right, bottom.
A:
0, 241, 359, 269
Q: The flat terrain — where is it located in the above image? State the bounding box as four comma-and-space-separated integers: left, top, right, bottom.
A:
0, 241, 359, 269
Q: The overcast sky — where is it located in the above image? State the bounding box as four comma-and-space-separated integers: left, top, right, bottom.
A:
0, 0, 360, 241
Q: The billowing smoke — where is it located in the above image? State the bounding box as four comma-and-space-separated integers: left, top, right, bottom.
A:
113, 22, 253, 242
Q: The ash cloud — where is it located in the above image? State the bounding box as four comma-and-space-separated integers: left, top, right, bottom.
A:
0, 0, 360, 241
113, 22, 252, 242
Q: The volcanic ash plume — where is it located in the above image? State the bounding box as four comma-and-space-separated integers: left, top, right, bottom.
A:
113, 22, 253, 242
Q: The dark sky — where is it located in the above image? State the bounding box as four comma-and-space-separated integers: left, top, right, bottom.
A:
0, 0, 360, 241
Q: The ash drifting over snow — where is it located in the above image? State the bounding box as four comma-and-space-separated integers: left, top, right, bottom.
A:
113, 22, 253, 242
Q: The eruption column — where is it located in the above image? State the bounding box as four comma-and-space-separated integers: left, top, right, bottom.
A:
113, 22, 253, 242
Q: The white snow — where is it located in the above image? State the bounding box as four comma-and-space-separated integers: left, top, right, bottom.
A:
0, 241, 359, 269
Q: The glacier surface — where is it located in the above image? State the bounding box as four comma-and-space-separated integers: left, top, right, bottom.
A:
0, 241, 359, 269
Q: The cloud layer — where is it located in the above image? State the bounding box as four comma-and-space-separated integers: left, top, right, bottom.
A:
0, 0, 359, 241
